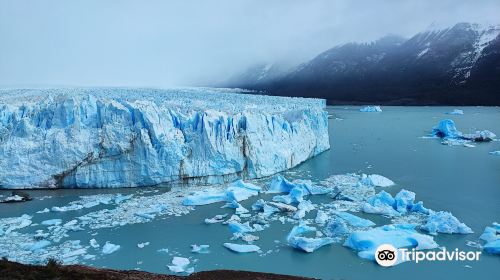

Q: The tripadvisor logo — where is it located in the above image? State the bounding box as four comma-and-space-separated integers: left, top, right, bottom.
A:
375, 244, 481, 267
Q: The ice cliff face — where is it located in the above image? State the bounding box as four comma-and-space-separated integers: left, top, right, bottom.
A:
0, 88, 329, 189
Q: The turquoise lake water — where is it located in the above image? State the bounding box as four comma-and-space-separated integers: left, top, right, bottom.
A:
1, 106, 499, 279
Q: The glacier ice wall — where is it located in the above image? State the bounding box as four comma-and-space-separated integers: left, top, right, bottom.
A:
0, 88, 329, 188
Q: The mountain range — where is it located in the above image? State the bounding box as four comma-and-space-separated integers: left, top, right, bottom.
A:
223, 23, 500, 105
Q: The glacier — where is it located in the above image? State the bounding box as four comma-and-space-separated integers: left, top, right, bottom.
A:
0, 87, 329, 188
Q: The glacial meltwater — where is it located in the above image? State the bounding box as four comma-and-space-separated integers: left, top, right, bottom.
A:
1, 106, 499, 279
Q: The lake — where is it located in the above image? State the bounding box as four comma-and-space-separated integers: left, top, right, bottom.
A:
1, 106, 499, 279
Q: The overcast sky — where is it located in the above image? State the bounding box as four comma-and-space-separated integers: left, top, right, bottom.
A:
1, 0, 499, 87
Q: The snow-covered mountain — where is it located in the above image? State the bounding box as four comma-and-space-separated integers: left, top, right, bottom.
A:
0, 88, 329, 188
226, 23, 500, 105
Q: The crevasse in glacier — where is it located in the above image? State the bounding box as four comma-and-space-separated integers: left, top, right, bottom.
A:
0, 87, 330, 188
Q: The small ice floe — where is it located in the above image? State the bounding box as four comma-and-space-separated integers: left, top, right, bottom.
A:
191, 244, 210, 254
168, 256, 192, 273
51, 194, 118, 212
362, 189, 429, 217
422, 211, 473, 235
479, 222, 500, 255
335, 211, 375, 227
41, 219, 63, 226
223, 243, 260, 253
89, 239, 99, 248
293, 200, 315, 219
315, 210, 329, 225
102, 242, 120, 254
0, 191, 32, 203
204, 214, 228, 224
447, 109, 464, 115
22, 240, 51, 251
359, 106, 382, 112
343, 224, 438, 261
183, 179, 261, 206
490, 151, 500, 156
360, 174, 395, 187
431, 119, 496, 146
286, 222, 334, 253
36, 208, 50, 214
137, 242, 150, 248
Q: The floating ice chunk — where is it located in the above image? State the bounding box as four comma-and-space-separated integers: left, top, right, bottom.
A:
228, 221, 255, 234
204, 214, 228, 224
114, 194, 133, 204
168, 256, 191, 273
36, 208, 50, 214
315, 210, 329, 225
344, 224, 438, 260
288, 236, 335, 253
324, 217, 349, 238
394, 189, 416, 214
102, 242, 120, 254
480, 223, 500, 254
90, 239, 99, 248
490, 151, 500, 156
287, 222, 334, 252
22, 240, 51, 251
293, 180, 330, 195
183, 179, 260, 206
335, 211, 375, 227
447, 109, 464, 115
432, 119, 462, 138
41, 219, 63, 226
251, 199, 266, 211
361, 174, 395, 187
360, 106, 382, 112
362, 191, 400, 216
267, 202, 297, 212
463, 130, 496, 142
0, 214, 32, 234
191, 244, 210, 254
223, 243, 260, 253
293, 200, 315, 219
422, 211, 473, 235
267, 175, 296, 194
137, 242, 150, 248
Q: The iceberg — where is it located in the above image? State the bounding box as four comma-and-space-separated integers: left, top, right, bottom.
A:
362, 189, 429, 216
41, 219, 63, 226
102, 242, 120, 254
335, 211, 375, 227
0, 87, 329, 188
432, 119, 496, 143
183, 179, 260, 206
447, 109, 464, 115
359, 106, 382, 112
360, 174, 395, 187
168, 256, 191, 273
223, 243, 260, 253
343, 224, 438, 260
490, 151, 500, 156
422, 211, 473, 235
480, 223, 500, 255
293, 200, 315, 219
286, 222, 334, 252
191, 244, 210, 254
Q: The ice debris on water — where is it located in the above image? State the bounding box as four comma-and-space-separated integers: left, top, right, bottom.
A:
335, 211, 375, 228
344, 224, 438, 261
168, 257, 193, 274
41, 219, 62, 226
102, 242, 120, 254
360, 174, 395, 187
183, 180, 261, 206
422, 211, 473, 235
489, 151, 500, 156
479, 222, 500, 255
191, 244, 210, 254
431, 119, 496, 146
447, 109, 464, 115
223, 243, 261, 253
137, 242, 150, 248
362, 189, 429, 216
287, 222, 334, 253
359, 106, 382, 112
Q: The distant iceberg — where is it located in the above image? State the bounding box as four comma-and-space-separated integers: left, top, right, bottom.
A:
447, 109, 464, 115
360, 106, 382, 112
0, 88, 329, 188
431, 119, 496, 145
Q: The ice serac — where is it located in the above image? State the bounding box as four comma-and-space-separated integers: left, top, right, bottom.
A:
0, 88, 330, 188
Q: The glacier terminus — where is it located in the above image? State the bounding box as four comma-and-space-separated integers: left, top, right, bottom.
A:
0, 87, 329, 189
